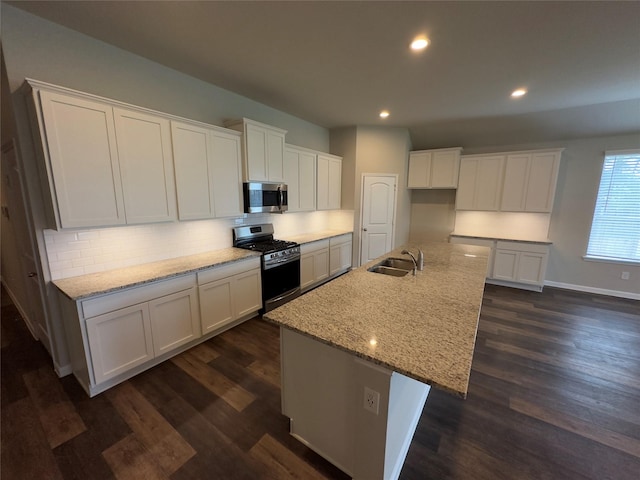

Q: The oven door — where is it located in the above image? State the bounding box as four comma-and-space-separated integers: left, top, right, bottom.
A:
244, 182, 288, 214
261, 257, 300, 312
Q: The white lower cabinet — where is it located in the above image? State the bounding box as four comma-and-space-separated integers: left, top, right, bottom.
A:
148, 288, 201, 356
86, 303, 154, 383
198, 257, 262, 334
329, 234, 353, 277
493, 241, 549, 286
450, 236, 549, 291
301, 234, 353, 292
301, 240, 330, 292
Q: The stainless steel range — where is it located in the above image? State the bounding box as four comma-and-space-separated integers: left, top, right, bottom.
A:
233, 224, 301, 312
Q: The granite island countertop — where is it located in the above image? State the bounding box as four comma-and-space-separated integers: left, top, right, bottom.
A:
53, 248, 260, 301
264, 241, 489, 398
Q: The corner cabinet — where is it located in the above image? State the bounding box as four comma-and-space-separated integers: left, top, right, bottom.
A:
408, 147, 462, 189
284, 144, 317, 212
171, 120, 243, 220
317, 153, 342, 210
226, 118, 287, 183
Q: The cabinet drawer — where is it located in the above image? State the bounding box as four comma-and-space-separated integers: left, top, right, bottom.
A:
82, 274, 196, 319
300, 239, 330, 254
496, 241, 549, 254
197, 257, 260, 285
329, 233, 352, 247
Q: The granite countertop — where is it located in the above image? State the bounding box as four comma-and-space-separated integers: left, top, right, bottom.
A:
282, 229, 353, 245
53, 248, 260, 301
450, 233, 552, 244
264, 242, 489, 398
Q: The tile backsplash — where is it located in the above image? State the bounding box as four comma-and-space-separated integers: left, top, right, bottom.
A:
44, 210, 354, 280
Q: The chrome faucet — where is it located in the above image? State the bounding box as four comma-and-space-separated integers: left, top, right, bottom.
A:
401, 250, 418, 276
401, 248, 424, 275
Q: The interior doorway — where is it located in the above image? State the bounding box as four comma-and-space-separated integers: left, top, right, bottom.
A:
359, 174, 397, 265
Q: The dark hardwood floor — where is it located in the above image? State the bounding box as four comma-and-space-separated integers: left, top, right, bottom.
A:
2, 284, 639, 479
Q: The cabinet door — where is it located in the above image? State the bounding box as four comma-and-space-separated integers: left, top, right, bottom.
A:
493, 250, 519, 281
525, 152, 559, 212
330, 240, 353, 276
114, 108, 177, 223
328, 157, 342, 210
211, 130, 243, 217
199, 277, 234, 334
475, 156, 504, 210
245, 123, 268, 181
516, 252, 546, 284
38, 90, 125, 228
171, 121, 215, 220
317, 156, 329, 210
298, 151, 317, 211
284, 149, 301, 212
314, 249, 330, 283
501, 154, 530, 211
266, 130, 285, 182
456, 158, 477, 210
431, 150, 460, 188
300, 253, 316, 291
234, 268, 262, 318
149, 287, 201, 356
86, 303, 154, 383
407, 152, 431, 188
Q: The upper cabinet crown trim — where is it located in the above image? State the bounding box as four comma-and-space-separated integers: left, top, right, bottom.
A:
460, 148, 564, 159
225, 117, 288, 135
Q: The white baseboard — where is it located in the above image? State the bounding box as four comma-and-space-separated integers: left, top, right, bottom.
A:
544, 281, 640, 301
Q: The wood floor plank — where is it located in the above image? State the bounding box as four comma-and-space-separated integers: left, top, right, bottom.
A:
171, 349, 256, 411
248, 358, 281, 388
186, 341, 220, 364
510, 396, 640, 458
22, 365, 87, 448
106, 381, 196, 475
1, 396, 65, 480
249, 433, 330, 479
102, 433, 169, 480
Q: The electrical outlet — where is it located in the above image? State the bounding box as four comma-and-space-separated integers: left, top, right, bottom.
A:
363, 386, 380, 415
621, 271, 630, 280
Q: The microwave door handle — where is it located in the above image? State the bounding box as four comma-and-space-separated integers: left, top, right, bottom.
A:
277, 186, 282, 211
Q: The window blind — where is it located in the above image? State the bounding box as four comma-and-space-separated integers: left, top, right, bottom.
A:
586, 150, 640, 263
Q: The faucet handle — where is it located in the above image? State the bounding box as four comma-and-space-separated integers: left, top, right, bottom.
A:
417, 249, 424, 271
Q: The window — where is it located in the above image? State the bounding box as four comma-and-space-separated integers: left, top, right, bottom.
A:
586, 150, 640, 263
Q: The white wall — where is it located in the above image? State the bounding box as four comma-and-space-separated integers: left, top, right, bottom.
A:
331, 126, 412, 266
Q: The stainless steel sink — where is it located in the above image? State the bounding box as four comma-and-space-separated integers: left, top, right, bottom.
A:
377, 257, 415, 270
367, 257, 414, 277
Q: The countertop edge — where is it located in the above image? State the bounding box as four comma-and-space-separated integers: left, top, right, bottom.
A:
450, 233, 552, 245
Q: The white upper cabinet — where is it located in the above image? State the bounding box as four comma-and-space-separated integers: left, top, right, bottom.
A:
317, 153, 342, 210
171, 120, 242, 220
226, 118, 287, 183
113, 108, 177, 224
35, 90, 126, 228
501, 150, 561, 213
408, 147, 462, 189
284, 144, 316, 212
456, 155, 505, 210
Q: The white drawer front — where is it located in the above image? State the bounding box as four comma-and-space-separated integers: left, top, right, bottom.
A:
300, 239, 330, 254
496, 241, 549, 254
82, 274, 196, 319
197, 257, 261, 285
329, 233, 352, 247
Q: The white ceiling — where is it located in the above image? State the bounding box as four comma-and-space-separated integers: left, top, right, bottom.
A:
8, 0, 640, 148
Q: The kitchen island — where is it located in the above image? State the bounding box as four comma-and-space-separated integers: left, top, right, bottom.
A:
264, 241, 489, 480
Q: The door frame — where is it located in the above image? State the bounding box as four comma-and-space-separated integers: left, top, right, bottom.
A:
359, 173, 398, 266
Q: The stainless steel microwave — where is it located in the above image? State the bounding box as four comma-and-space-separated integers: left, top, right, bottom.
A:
243, 182, 288, 214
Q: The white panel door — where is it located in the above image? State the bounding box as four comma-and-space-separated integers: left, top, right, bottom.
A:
284, 148, 301, 211
86, 303, 154, 383
245, 123, 268, 181
266, 130, 285, 182
199, 277, 234, 333
360, 175, 397, 265
314, 249, 330, 284
114, 108, 176, 223
501, 154, 530, 211
526, 152, 559, 212
171, 121, 215, 220
328, 157, 342, 209
317, 155, 329, 210
475, 156, 504, 210
516, 253, 546, 284
455, 158, 477, 210
300, 253, 316, 291
148, 287, 201, 356
211, 130, 243, 217
407, 152, 431, 188
298, 151, 317, 211
493, 250, 519, 281
431, 150, 460, 188
234, 268, 262, 318
38, 90, 125, 228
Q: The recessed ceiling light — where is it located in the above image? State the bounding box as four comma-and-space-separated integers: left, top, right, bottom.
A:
379, 110, 390, 119
410, 36, 430, 51
511, 88, 527, 98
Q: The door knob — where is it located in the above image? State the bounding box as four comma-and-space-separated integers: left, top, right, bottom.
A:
28, 272, 37, 277
363, 228, 368, 231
